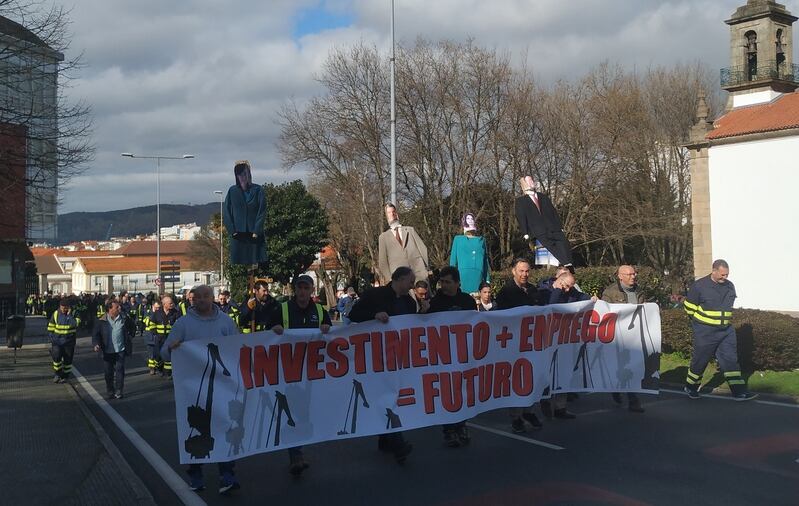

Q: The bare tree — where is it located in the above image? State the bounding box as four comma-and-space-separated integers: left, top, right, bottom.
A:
279, 39, 714, 286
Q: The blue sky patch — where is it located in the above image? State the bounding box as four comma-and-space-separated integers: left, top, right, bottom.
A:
293, 3, 355, 39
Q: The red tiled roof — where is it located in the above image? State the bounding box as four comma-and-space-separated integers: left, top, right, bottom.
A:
707, 92, 799, 140
115, 240, 193, 255
77, 255, 198, 274
31, 247, 112, 257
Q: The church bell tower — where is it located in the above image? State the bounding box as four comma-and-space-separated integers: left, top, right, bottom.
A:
722, 0, 798, 108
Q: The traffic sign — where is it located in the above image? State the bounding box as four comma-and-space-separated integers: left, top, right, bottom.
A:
155, 278, 162, 286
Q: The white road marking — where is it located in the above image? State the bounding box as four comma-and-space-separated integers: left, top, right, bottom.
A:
466, 422, 565, 450
73, 367, 207, 506
661, 388, 799, 409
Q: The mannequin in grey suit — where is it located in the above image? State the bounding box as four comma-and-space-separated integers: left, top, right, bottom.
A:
378, 204, 430, 284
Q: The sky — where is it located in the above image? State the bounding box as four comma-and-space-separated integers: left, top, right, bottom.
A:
56, 0, 797, 213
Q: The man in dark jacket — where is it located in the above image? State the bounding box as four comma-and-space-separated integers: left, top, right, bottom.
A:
601, 265, 645, 413
494, 258, 543, 432
428, 266, 477, 447
538, 271, 595, 420
348, 266, 419, 463
92, 301, 133, 399
239, 279, 278, 333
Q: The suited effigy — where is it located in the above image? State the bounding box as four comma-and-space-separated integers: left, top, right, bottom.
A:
514, 175, 573, 267
223, 161, 267, 266
377, 204, 429, 284
448, 213, 490, 294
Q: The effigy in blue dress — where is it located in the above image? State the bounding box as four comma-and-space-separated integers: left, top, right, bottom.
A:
223, 161, 267, 265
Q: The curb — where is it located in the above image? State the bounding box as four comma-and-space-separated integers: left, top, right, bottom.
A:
66, 380, 158, 506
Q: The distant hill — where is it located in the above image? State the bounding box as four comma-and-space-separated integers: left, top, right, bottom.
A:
56, 203, 218, 245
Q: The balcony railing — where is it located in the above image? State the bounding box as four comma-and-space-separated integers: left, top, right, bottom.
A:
720, 60, 799, 88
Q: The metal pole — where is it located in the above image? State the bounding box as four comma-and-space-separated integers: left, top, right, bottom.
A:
390, 0, 397, 206
219, 194, 224, 289
156, 157, 161, 294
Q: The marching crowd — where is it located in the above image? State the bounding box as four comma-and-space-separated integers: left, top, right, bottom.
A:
36, 193, 755, 496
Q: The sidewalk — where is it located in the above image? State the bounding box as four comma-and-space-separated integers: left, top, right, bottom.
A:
0, 343, 155, 506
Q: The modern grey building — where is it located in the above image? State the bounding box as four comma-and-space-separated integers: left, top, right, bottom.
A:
0, 14, 64, 242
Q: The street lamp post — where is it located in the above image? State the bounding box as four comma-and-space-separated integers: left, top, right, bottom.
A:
390, 0, 397, 206
121, 153, 195, 294
214, 190, 224, 290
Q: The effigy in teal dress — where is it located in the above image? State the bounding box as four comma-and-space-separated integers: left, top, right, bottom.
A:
449, 234, 490, 293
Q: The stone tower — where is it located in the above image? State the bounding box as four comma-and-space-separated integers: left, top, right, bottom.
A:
722, 0, 798, 108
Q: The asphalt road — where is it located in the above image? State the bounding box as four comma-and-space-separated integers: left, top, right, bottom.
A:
68, 331, 799, 506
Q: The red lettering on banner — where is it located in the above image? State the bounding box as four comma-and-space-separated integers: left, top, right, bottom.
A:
349, 333, 369, 374
598, 313, 618, 343
463, 368, 478, 406
451, 324, 471, 363
253, 344, 279, 387
306, 340, 326, 381
558, 314, 573, 344
240, 345, 253, 390
512, 358, 534, 396
427, 326, 451, 365
422, 373, 439, 414
386, 330, 410, 370
493, 361, 511, 398
548, 313, 562, 346
519, 316, 534, 352
410, 327, 428, 367
440, 372, 463, 412
325, 338, 349, 377
279, 342, 306, 383
370, 332, 384, 372
479, 364, 493, 402
569, 311, 582, 343
581, 310, 599, 343
534, 314, 550, 351
473, 322, 490, 359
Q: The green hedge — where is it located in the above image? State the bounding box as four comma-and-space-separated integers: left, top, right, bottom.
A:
661, 307, 799, 372
489, 266, 673, 306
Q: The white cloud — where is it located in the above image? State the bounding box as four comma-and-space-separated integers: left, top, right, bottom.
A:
59, 0, 797, 212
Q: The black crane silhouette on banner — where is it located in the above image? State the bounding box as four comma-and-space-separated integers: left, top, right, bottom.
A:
265, 391, 295, 447
338, 379, 370, 435
629, 305, 660, 390
185, 343, 231, 459
385, 408, 402, 430
573, 342, 594, 389
541, 348, 561, 398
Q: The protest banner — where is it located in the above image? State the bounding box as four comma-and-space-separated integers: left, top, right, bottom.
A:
171, 301, 661, 464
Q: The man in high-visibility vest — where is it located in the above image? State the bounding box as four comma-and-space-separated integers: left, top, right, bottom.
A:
683, 259, 757, 401
266, 274, 331, 476
148, 295, 181, 377
216, 290, 240, 327
239, 279, 278, 334
48, 298, 81, 383
179, 288, 195, 316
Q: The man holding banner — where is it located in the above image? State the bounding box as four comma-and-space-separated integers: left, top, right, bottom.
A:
267, 274, 332, 476
348, 266, 419, 463
494, 258, 544, 432
428, 266, 479, 448
161, 285, 242, 494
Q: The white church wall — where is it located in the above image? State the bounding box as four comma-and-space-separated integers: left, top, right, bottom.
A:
708, 135, 799, 312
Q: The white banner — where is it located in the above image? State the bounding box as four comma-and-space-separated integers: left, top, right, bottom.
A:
171, 301, 661, 464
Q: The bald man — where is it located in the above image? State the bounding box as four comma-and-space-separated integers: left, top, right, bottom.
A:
601, 266, 645, 413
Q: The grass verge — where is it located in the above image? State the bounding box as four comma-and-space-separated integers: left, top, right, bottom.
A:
659, 352, 799, 397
